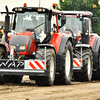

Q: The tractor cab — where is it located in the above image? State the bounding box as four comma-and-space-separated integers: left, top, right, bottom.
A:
12, 6, 48, 39
60, 11, 98, 45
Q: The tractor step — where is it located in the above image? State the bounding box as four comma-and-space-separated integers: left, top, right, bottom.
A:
93, 69, 97, 71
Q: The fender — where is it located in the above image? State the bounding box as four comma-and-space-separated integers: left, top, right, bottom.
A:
56, 34, 73, 71
37, 44, 56, 55
38, 44, 56, 52
89, 34, 98, 48
91, 36, 100, 68
74, 44, 92, 54
75, 44, 91, 48
49, 33, 64, 53
92, 36, 100, 51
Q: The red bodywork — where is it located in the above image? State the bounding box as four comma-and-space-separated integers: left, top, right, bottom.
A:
5, 31, 64, 55
6, 31, 36, 56
89, 34, 97, 47
49, 33, 64, 53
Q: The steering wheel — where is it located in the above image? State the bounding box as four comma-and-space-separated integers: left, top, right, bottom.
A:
69, 25, 76, 32
65, 29, 75, 38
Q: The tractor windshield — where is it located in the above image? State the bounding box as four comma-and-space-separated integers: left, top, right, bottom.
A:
14, 12, 45, 37
59, 15, 82, 35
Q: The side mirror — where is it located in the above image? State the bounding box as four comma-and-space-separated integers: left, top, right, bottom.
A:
61, 15, 66, 26
92, 17, 98, 26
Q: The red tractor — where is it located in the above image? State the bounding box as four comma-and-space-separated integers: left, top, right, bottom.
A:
61, 6, 99, 82
0, 4, 73, 86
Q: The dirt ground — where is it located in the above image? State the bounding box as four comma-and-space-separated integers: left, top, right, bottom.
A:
0, 75, 100, 100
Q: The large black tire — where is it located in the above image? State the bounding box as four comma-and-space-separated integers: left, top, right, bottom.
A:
5, 75, 22, 83
73, 48, 93, 82
0, 75, 7, 84
54, 41, 73, 85
0, 47, 6, 58
0, 47, 6, 84
34, 48, 56, 86
92, 49, 100, 80
0, 47, 22, 83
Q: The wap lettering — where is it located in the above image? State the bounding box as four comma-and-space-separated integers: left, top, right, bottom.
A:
0, 60, 24, 69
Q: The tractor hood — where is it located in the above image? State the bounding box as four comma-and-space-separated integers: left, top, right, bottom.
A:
10, 31, 35, 53
10, 35, 28, 46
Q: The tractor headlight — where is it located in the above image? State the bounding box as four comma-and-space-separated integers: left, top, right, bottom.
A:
38, 8, 45, 12
18, 8, 22, 11
19, 46, 25, 50
11, 45, 16, 49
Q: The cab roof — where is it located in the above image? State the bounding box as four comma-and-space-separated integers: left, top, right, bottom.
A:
62, 11, 93, 16
12, 7, 62, 14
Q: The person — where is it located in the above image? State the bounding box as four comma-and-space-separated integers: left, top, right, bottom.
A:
32, 16, 39, 38
32, 16, 38, 27
32, 16, 42, 39
69, 18, 79, 34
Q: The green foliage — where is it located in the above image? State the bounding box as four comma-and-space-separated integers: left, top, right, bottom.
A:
56, 0, 100, 35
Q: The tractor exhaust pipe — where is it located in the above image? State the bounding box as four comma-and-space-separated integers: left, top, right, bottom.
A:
4, 6, 10, 44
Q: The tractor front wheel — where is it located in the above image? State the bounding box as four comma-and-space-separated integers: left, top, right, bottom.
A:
0, 47, 6, 84
35, 48, 56, 86
5, 75, 22, 83
54, 41, 73, 85
92, 48, 100, 80
73, 48, 93, 82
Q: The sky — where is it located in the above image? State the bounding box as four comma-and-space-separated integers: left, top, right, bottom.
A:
0, 0, 59, 21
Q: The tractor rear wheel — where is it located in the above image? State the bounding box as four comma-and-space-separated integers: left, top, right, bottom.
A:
92, 48, 100, 80
0, 75, 7, 84
73, 48, 93, 82
0, 47, 22, 83
0, 47, 6, 58
35, 48, 56, 86
5, 75, 22, 83
0, 47, 6, 84
54, 41, 73, 85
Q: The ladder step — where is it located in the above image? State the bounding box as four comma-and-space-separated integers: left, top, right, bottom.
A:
93, 69, 97, 71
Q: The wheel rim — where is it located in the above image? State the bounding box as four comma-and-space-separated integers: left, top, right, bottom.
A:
65, 50, 71, 78
50, 57, 54, 79
87, 56, 92, 81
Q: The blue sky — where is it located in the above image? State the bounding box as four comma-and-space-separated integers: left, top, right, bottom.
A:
0, 0, 59, 21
